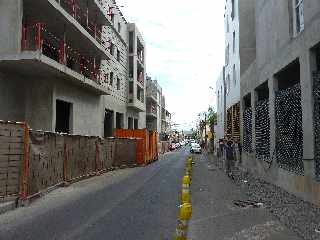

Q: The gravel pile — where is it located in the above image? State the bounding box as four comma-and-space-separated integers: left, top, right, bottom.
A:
231, 167, 320, 240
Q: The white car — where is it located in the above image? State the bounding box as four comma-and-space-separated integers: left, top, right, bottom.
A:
190, 143, 202, 154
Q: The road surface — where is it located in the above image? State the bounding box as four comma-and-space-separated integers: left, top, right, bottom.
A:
0, 148, 188, 240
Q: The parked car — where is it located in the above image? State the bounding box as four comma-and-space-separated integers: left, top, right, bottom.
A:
175, 142, 181, 148
190, 143, 202, 154
169, 143, 176, 151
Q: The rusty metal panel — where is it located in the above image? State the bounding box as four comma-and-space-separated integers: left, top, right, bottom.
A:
0, 122, 24, 198
28, 131, 64, 195
65, 136, 97, 180
113, 138, 136, 167
100, 138, 115, 170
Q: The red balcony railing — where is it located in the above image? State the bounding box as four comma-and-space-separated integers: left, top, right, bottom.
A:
147, 105, 157, 115
55, 0, 110, 48
21, 22, 108, 84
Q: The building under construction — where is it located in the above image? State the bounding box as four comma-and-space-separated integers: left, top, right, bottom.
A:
0, 0, 146, 137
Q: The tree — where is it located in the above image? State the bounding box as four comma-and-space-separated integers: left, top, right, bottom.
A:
206, 106, 217, 138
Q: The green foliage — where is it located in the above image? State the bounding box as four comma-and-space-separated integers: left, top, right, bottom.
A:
207, 106, 217, 126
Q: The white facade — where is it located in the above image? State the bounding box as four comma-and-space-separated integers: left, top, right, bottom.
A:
224, 0, 240, 109
215, 68, 225, 141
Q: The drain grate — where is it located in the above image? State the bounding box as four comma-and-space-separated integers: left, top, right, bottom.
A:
233, 200, 264, 208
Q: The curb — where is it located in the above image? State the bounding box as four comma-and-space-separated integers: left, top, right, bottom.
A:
0, 201, 17, 215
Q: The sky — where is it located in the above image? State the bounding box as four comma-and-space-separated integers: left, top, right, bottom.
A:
117, 0, 226, 130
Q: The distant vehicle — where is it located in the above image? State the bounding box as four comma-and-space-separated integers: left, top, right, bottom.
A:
190, 143, 201, 154
175, 142, 181, 148
169, 143, 176, 151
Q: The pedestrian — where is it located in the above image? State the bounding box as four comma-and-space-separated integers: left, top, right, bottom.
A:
225, 139, 235, 178
218, 139, 224, 158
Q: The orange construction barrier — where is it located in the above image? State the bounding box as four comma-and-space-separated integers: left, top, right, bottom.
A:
113, 129, 158, 165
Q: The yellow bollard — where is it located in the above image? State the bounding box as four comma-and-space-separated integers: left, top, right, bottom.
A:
181, 175, 191, 203
182, 175, 191, 185
180, 203, 192, 220
175, 203, 192, 240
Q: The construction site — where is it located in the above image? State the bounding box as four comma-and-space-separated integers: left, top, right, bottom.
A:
0, 0, 174, 205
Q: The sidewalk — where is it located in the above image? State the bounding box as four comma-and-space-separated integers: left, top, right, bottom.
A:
188, 153, 302, 240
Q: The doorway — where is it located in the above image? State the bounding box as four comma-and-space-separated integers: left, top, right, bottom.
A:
104, 109, 114, 137
55, 99, 72, 134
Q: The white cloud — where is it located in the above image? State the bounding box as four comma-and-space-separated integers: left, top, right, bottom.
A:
118, 0, 225, 130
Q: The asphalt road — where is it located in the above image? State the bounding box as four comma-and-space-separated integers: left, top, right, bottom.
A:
0, 148, 189, 240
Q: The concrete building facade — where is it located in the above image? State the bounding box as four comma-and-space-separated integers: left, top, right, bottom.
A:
0, 0, 147, 137
146, 76, 171, 140
217, 0, 255, 141
215, 68, 226, 142
240, 0, 320, 205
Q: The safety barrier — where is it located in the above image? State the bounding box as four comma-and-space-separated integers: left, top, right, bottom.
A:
21, 22, 109, 84
0, 121, 140, 202
113, 129, 158, 165
174, 156, 193, 240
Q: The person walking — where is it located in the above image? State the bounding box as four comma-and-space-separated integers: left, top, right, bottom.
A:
225, 139, 235, 178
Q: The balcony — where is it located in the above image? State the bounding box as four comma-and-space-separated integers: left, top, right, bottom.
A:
23, 0, 113, 60
0, 23, 109, 95
146, 105, 157, 119
146, 89, 157, 103
161, 108, 166, 121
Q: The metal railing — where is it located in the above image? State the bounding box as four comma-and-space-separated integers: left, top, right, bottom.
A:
21, 22, 107, 84
55, 0, 111, 48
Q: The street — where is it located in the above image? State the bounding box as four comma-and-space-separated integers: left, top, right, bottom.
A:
0, 147, 303, 240
0, 149, 188, 240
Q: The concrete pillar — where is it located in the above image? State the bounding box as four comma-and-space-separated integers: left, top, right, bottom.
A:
300, 51, 315, 178
0, 0, 23, 55
268, 76, 278, 160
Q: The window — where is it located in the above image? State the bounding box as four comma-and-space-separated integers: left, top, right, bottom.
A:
233, 64, 236, 85
129, 32, 134, 53
109, 42, 114, 55
116, 77, 120, 90
129, 81, 133, 94
231, 0, 235, 19
109, 72, 113, 86
111, 13, 115, 25
217, 91, 220, 106
233, 31, 235, 53
128, 117, 133, 129
225, 44, 229, 66
129, 56, 134, 77
117, 49, 120, 62
226, 74, 230, 95
134, 119, 138, 129
118, 22, 121, 33
226, 15, 229, 32
294, 0, 304, 34
116, 112, 123, 129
